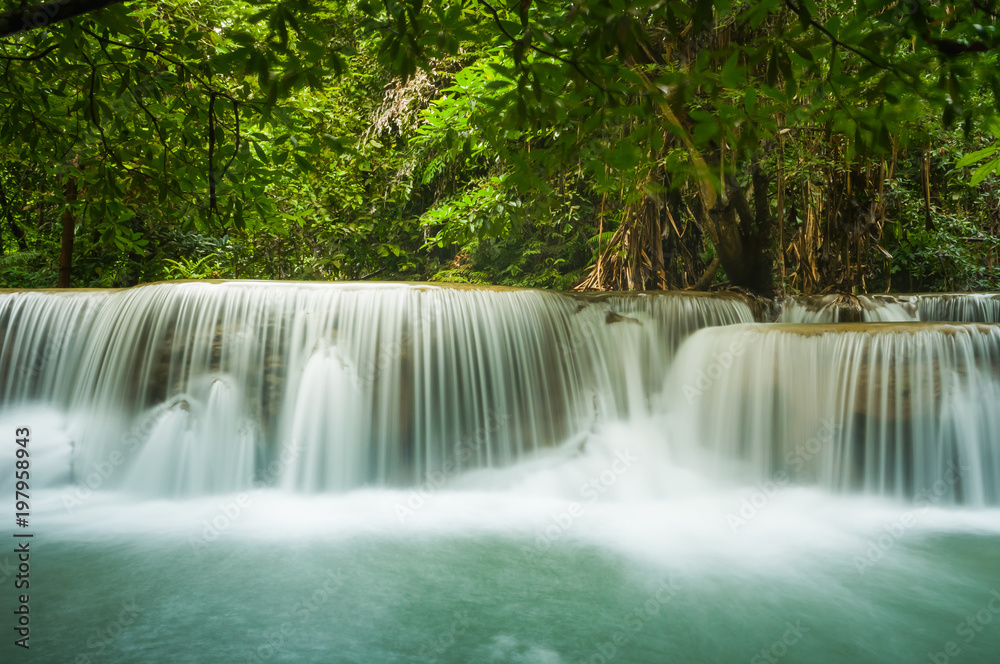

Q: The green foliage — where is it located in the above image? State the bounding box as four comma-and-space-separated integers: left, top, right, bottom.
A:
0, 250, 54, 288
162, 253, 222, 279
890, 212, 1000, 291
956, 119, 1000, 185
1, 0, 1000, 292
876, 125, 1000, 291
0, 0, 355, 284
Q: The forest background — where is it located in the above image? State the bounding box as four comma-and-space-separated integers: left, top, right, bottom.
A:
1, 0, 999, 295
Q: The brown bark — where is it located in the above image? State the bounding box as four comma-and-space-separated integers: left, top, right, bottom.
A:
690, 255, 721, 290
693, 162, 777, 296
57, 179, 78, 288
923, 150, 934, 231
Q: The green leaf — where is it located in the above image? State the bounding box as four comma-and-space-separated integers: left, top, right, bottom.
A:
253, 142, 269, 163
293, 153, 315, 173
721, 53, 743, 88
970, 157, 1000, 186
956, 146, 999, 168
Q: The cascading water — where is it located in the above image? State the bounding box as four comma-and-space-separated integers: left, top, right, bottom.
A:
3, 282, 1000, 503
778, 294, 915, 322
664, 323, 1000, 505
0, 282, 753, 495
3, 282, 1000, 664
915, 292, 1000, 322
779, 292, 1000, 323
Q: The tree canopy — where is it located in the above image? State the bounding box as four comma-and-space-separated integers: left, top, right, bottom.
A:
1, 0, 999, 293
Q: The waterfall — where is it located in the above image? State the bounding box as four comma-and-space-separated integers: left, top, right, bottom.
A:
779, 293, 1000, 323
3, 282, 999, 503
778, 295, 914, 322
0, 282, 752, 495
915, 293, 1000, 322
6, 285, 998, 664
664, 323, 1000, 505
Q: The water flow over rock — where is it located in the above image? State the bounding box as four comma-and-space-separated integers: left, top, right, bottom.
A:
0, 282, 752, 495
664, 323, 1000, 505
779, 293, 1000, 323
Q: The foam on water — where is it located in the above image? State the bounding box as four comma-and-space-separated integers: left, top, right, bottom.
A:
3, 283, 1000, 664
0, 282, 753, 494
18, 413, 1000, 579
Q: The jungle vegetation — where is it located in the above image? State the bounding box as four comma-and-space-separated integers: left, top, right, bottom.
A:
1, 0, 999, 294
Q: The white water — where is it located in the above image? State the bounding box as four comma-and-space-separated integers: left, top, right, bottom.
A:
3, 283, 1000, 504
665, 323, 1000, 505
917, 292, 1000, 322
779, 293, 1000, 323
3, 282, 1000, 663
0, 282, 752, 495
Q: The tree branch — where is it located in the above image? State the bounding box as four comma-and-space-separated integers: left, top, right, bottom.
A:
783, 0, 890, 71
0, 0, 125, 40
690, 254, 720, 290
218, 97, 240, 187
727, 174, 756, 230
478, 0, 607, 93
0, 43, 57, 60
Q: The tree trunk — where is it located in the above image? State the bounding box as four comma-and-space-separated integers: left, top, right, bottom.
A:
693, 160, 777, 296
57, 179, 78, 288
